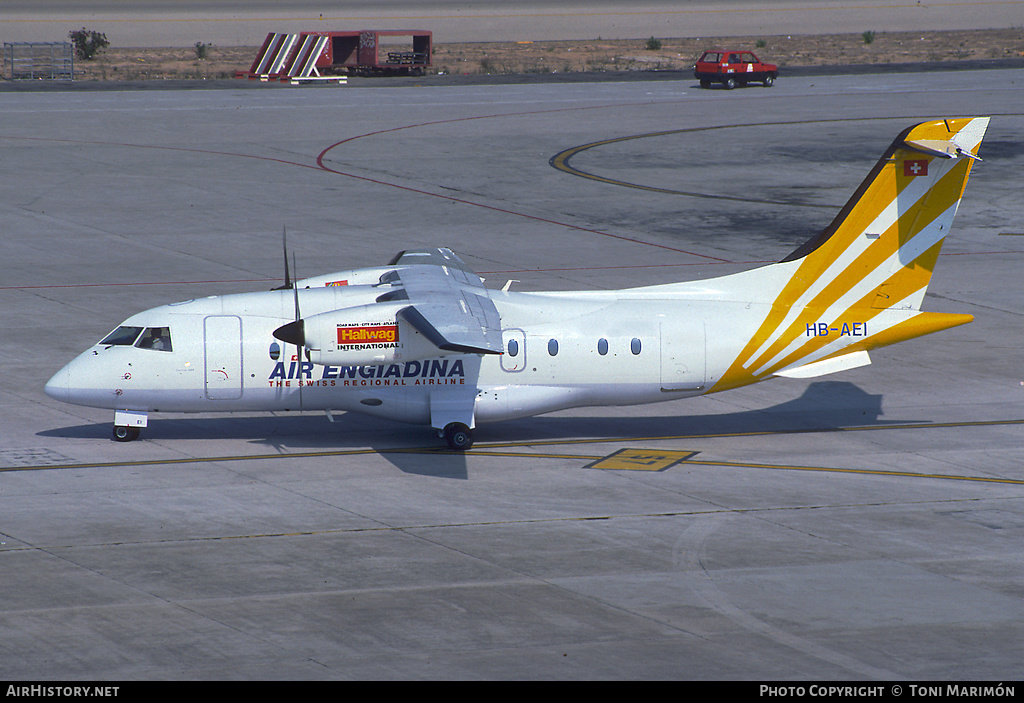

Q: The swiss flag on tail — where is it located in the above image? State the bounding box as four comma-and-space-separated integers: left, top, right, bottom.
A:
904, 159, 929, 177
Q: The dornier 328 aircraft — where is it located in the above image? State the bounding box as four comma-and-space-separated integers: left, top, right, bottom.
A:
46, 118, 989, 450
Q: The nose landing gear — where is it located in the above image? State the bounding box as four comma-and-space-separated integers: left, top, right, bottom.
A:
112, 410, 147, 442
112, 425, 140, 442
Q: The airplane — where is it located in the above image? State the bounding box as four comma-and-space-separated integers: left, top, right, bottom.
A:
45, 117, 988, 450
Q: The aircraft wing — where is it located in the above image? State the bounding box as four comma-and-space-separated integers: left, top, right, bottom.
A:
390, 248, 503, 356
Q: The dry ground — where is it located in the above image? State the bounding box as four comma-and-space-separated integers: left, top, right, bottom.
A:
16, 28, 1024, 81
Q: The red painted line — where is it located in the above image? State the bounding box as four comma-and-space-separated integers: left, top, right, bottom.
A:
6, 249, 1016, 292
3, 125, 732, 264
477, 261, 775, 275
10, 109, 1020, 290
0, 135, 319, 172
317, 156, 731, 260
313, 106, 735, 264
476, 250, 1024, 275
314, 102, 645, 154
1, 279, 277, 291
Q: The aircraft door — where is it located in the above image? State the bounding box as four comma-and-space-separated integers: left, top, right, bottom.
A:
204, 315, 243, 400
500, 328, 526, 372
660, 321, 706, 392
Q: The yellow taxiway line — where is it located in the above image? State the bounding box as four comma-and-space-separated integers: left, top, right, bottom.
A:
5, 417, 1024, 485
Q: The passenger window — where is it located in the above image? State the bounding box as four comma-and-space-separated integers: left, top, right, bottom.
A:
100, 326, 143, 346
740, 53, 755, 63
548, 339, 558, 356
136, 327, 173, 352
631, 338, 642, 355
597, 338, 608, 356
507, 339, 519, 357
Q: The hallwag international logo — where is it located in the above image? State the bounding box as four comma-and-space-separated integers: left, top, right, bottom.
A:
337, 323, 399, 346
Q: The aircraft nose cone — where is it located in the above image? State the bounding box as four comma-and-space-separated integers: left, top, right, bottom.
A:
45, 366, 70, 403
273, 319, 306, 347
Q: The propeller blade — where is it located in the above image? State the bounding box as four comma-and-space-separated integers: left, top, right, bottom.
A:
271, 225, 292, 290
292, 252, 301, 321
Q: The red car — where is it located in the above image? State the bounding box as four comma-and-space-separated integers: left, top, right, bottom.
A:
694, 50, 778, 89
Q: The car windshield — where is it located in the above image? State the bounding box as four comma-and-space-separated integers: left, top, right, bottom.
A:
100, 326, 143, 346
701, 52, 720, 62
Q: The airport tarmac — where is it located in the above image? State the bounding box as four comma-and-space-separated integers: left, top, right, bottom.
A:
2, 69, 1023, 680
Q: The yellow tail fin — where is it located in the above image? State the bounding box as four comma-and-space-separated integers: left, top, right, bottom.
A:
714, 117, 988, 391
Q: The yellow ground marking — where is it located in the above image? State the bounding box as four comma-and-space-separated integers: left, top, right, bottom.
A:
471, 448, 1024, 486
680, 458, 1024, 485
473, 418, 1024, 449
7, 418, 1024, 486
585, 448, 699, 472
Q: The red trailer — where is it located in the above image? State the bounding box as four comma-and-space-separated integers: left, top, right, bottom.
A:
237, 29, 431, 81
323, 30, 432, 76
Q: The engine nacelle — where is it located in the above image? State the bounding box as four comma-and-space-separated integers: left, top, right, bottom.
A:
292, 302, 445, 366
295, 266, 400, 289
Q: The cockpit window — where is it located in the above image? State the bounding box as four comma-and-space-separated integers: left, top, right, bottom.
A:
100, 326, 143, 346
136, 327, 173, 352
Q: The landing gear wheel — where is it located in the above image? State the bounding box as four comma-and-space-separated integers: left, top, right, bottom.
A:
112, 425, 140, 442
443, 422, 473, 451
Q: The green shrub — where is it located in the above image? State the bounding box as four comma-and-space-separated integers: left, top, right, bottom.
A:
68, 28, 109, 60
862, 31, 876, 44
645, 36, 662, 51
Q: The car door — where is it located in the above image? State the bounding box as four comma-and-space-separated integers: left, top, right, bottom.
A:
739, 52, 759, 78
724, 52, 742, 74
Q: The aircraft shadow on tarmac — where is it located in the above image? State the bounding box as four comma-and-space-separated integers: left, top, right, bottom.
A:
39, 381, 916, 479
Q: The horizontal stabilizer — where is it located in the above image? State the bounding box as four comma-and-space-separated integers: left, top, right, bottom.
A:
904, 138, 981, 161
775, 350, 871, 379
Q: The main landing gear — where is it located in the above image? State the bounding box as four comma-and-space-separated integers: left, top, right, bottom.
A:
442, 422, 473, 451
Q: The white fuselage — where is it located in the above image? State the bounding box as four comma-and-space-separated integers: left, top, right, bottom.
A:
45, 277, 766, 427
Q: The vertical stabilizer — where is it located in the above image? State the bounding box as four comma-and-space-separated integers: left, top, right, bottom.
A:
713, 117, 988, 391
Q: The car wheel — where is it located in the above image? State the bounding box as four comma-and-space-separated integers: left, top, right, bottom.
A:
723, 77, 736, 90
763, 74, 775, 87
699, 79, 710, 88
